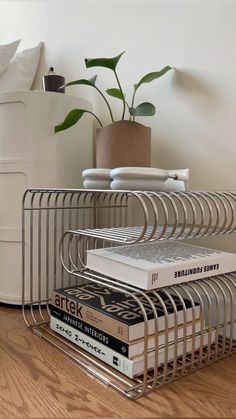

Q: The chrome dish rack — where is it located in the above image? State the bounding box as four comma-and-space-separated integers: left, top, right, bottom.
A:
22, 189, 236, 399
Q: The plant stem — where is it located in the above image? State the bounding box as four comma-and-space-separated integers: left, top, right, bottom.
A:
114, 70, 126, 120
94, 86, 114, 122
87, 111, 103, 127
125, 100, 132, 121
130, 88, 137, 122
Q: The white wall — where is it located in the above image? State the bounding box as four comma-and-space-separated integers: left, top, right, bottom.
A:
1, 0, 236, 244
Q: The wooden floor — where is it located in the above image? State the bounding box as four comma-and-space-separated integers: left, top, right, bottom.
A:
1, 305, 236, 418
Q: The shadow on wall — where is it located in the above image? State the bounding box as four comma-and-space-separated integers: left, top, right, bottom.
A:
171, 69, 219, 111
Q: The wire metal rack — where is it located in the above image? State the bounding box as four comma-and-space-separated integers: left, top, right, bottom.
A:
22, 189, 236, 399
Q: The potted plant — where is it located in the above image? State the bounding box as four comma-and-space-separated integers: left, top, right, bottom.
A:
55, 51, 173, 168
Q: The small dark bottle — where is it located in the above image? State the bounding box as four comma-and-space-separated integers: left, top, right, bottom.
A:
42, 67, 65, 93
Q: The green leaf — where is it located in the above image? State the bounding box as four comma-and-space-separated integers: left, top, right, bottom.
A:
135, 66, 173, 91
64, 75, 97, 88
55, 109, 86, 133
129, 102, 156, 117
106, 88, 124, 100
85, 51, 125, 71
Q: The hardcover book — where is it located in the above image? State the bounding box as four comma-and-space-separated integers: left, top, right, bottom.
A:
50, 316, 215, 379
51, 283, 200, 342
86, 241, 236, 289
50, 305, 201, 358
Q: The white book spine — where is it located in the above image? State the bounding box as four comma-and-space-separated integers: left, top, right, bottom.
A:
146, 254, 236, 289
50, 316, 135, 378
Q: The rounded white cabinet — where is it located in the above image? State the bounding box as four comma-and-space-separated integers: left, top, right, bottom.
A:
0, 91, 93, 304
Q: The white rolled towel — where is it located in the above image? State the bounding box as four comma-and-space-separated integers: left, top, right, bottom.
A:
82, 168, 111, 180
110, 168, 189, 191
82, 167, 189, 191
110, 178, 187, 191
83, 179, 111, 190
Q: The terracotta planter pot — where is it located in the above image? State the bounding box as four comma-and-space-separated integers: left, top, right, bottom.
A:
96, 121, 151, 168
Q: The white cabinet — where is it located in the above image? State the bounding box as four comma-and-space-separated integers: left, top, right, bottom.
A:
0, 91, 93, 304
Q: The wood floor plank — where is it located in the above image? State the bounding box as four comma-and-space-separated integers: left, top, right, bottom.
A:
1, 305, 236, 417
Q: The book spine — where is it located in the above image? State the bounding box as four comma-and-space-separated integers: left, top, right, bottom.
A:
51, 291, 130, 341
50, 316, 135, 378
50, 305, 130, 357
51, 305, 202, 359
148, 255, 236, 289
50, 317, 214, 379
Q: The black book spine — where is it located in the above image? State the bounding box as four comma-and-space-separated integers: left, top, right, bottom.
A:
50, 305, 130, 357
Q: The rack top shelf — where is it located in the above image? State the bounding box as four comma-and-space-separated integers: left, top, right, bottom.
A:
23, 189, 236, 243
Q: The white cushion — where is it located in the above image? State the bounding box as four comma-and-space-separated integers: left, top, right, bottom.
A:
0, 39, 20, 75
0, 42, 43, 92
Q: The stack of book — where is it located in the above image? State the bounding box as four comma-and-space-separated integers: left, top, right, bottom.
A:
51, 282, 207, 378
50, 242, 236, 377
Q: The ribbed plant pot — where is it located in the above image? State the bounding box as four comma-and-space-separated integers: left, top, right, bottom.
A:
96, 120, 151, 168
